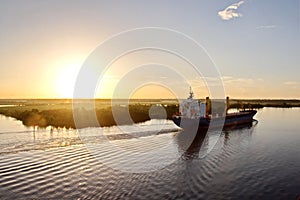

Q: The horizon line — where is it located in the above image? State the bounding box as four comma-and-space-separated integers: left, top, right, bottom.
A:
1, 98, 300, 101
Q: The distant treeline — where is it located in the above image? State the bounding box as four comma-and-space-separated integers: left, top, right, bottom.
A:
228, 99, 300, 109
0, 104, 178, 129
0, 98, 299, 129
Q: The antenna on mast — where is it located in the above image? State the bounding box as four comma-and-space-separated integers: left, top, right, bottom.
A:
188, 86, 194, 99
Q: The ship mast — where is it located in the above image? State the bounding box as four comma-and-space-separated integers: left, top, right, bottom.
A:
188, 86, 194, 99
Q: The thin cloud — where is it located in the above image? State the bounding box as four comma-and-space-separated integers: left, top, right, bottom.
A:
256, 25, 277, 29
221, 76, 263, 85
218, 1, 244, 20
284, 81, 300, 85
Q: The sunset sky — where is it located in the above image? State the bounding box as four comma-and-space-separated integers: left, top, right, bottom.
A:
0, 0, 299, 99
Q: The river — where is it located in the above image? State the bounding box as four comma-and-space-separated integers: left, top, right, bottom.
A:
0, 108, 299, 199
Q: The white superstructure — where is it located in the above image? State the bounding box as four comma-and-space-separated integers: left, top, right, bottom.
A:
179, 88, 206, 119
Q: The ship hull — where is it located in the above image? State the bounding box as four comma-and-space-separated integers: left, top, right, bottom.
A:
172, 110, 257, 132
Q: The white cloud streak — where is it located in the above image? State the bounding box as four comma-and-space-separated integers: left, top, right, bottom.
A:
221, 76, 264, 85
218, 1, 244, 20
284, 81, 300, 85
256, 25, 277, 29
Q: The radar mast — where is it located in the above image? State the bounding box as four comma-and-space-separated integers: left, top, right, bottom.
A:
188, 86, 194, 100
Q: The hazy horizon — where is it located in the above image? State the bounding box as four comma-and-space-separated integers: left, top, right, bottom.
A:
1, 97, 300, 101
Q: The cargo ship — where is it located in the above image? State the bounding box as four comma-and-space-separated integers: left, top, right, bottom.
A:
172, 89, 257, 131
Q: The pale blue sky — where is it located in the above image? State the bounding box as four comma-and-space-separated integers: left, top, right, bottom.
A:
0, 0, 299, 98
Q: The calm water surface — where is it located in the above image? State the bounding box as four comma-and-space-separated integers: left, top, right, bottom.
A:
0, 108, 299, 199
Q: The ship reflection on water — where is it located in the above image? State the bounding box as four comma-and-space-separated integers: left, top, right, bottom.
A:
177, 120, 258, 160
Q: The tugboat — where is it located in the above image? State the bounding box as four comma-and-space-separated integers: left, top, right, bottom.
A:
172, 88, 257, 132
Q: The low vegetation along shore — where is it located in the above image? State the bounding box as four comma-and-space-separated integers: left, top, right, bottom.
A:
0, 99, 299, 129
0, 99, 179, 129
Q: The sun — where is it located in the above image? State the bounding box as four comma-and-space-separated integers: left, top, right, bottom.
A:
55, 63, 81, 98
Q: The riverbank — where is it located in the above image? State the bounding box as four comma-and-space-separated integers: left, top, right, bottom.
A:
229, 99, 300, 109
0, 99, 299, 129
0, 100, 178, 129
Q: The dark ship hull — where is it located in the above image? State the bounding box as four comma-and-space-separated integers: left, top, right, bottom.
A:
172, 110, 257, 131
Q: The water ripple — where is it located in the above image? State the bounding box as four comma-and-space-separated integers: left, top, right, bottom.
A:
1, 111, 300, 199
